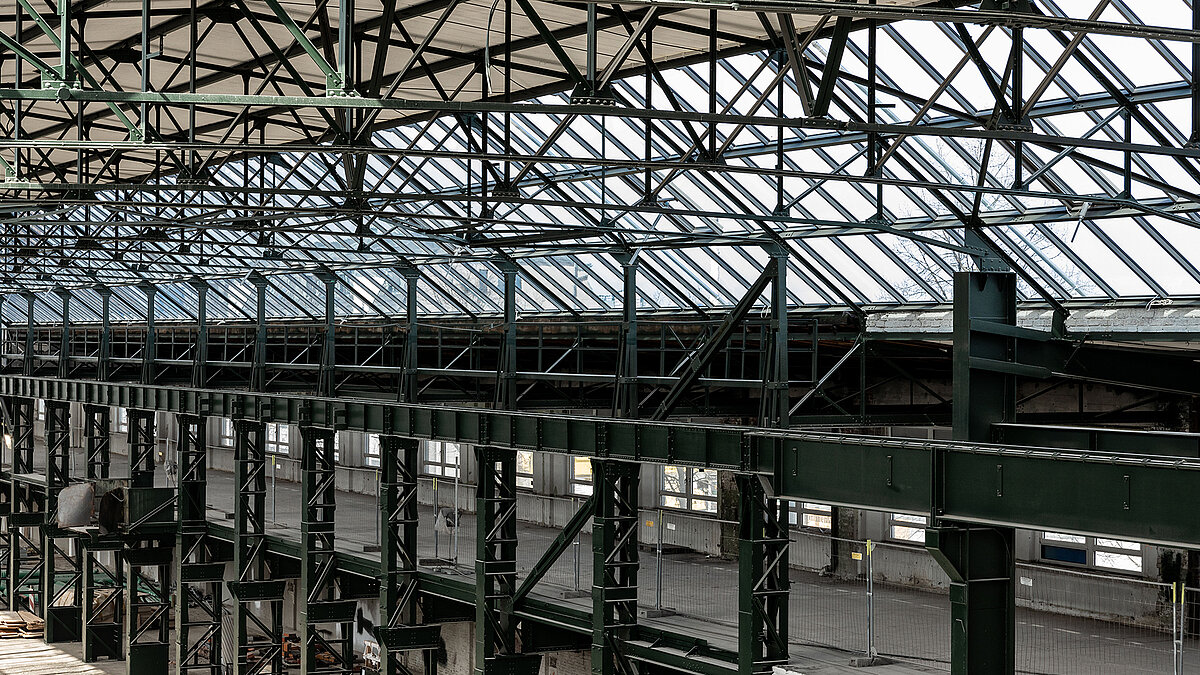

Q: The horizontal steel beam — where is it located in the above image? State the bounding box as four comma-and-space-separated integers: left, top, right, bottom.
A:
9, 374, 1200, 547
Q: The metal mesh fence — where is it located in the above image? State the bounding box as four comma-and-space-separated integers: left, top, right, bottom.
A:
1016, 564, 1177, 674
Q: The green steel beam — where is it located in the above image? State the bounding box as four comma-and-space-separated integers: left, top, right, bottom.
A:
513, 494, 595, 607
992, 423, 1200, 458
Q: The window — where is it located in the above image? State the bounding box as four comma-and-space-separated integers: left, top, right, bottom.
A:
889, 513, 927, 543
114, 407, 129, 433
516, 451, 534, 490
659, 466, 717, 513
790, 502, 832, 531
332, 432, 341, 464
37, 400, 45, 421
423, 442, 460, 478
266, 423, 290, 455
570, 457, 593, 496
1040, 532, 1143, 573
217, 418, 235, 447
365, 435, 381, 468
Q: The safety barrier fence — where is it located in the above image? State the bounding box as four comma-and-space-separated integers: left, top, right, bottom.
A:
193, 459, 1196, 672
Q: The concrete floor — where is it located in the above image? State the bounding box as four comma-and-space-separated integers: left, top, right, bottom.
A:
0, 637, 125, 675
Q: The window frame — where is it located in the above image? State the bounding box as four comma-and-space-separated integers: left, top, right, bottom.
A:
516, 450, 534, 490
365, 434, 381, 468
265, 423, 290, 456
1039, 531, 1144, 574
789, 502, 833, 531
217, 418, 235, 447
422, 441, 460, 478
888, 512, 928, 544
570, 456, 593, 496
659, 465, 718, 514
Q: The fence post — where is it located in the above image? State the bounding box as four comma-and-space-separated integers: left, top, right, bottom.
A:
1176, 582, 1184, 675
656, 508, 665, 612
573, 497, 582, 593
867, 540, 876, 658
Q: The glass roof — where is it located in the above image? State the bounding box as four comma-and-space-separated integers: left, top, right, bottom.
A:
5, 0, 1200, 324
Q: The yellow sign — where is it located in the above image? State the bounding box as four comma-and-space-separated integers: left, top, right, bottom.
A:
850, 552, 863, 561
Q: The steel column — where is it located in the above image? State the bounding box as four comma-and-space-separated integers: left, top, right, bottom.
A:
612, 254, 639, 419
299, 425, 354, 674
316, 272, 338, 398
43, 399, 82, 643
175, 414, 223, 675
928, 270, 1018, 675
736, 475, 788, 675
249, 274, 268, 393
139, 283, 157, 385
189, 279, 208, 389
376, 435, 437, 675
230, 417, 284, 675
494, 263, 519, 410
123, 546, 173, 673
474, 446, 535, 675
96, 285, 111, 381
8, 396, 40, 613
53, 288, 70, 379
398, 268, 420, 404
590, 460, 639, 675
81, 538, 124, 662
128, 409, 156, 489
84, 404, 110, 480
758, 245, 789, 429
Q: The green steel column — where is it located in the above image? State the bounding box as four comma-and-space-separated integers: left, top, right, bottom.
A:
230, 416, 283, 675
928, 270, 1018, 675
189, 279, 208, 389
249, 273, 268, 393
81, 538, 123, 662
84, 405, 110, 479
590, 460, 639, 675
316, 272, 338, 399
474, 446, 536, 675
96, 285, 111, 382
53, 287, 70, 379
612, 253, 639, 419
398, 267, 420, 404
175, 414, 223, 675
123, 545, 172, 673
43, 399, 82, 643
128, 409, 156, 489
8, 397, 39, 613
376, 435, 438, 674
493, 262, 519, 410
299, 425, 354, 675
138, 282, 157, 385
21, 293, 34, 377
736, 475, 789, 675
759, 243, 789, 429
